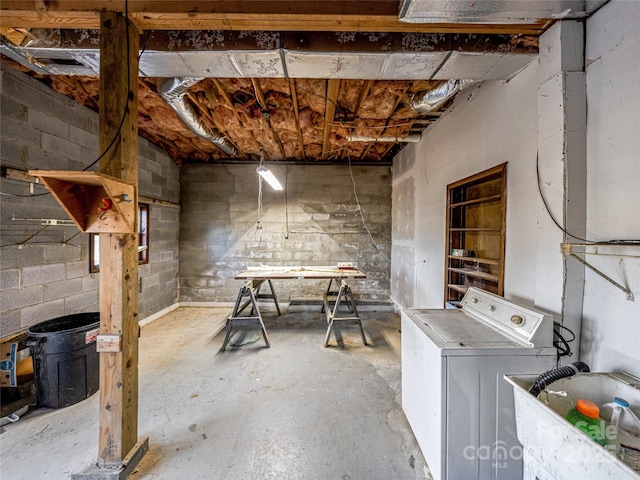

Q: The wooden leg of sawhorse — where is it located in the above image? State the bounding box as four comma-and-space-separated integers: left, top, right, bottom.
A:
253, 279, 281, 316
323, 279, 369, 347
222, 283, 270, 350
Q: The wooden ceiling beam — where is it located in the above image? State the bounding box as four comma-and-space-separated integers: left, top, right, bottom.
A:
359, 83, 410, 162
0, 2, 548, 34
322, 79, 340, 160
289, 79, 306, 161
0, 14, 547, 34
251, 78, 287, 160
356, 81, 374, 117
131, 15, 546, 34
211, 78, 262, 156
0, 0, 402, 16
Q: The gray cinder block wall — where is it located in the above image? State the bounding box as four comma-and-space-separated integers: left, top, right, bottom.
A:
179, 163, 392, 303
0, 63, 180, 335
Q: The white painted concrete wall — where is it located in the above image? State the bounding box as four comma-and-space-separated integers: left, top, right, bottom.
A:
392, 0, 639, 376
392, 60, 543, 310
581, 0, 640, 376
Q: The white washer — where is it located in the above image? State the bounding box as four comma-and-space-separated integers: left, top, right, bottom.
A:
401, 287, 557, 480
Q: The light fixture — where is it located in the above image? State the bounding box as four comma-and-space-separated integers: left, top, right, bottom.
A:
257, 165, 283, 191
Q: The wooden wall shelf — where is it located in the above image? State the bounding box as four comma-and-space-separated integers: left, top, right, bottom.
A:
444, 163, 507, 306
28, 170, 136, 233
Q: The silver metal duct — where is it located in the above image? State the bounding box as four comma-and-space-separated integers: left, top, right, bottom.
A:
158, 77, 237, 156
409, 79, 475, 113
346, 134, 422, 143
399, 0, 609, 24
1, 31, 537, 81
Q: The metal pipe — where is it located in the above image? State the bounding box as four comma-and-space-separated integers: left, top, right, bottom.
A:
409, 79, 476, 113
346, 134, 422, 143
158, 77, 236, 156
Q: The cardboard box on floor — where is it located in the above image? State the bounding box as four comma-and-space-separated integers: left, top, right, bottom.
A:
1, 332, 34, 388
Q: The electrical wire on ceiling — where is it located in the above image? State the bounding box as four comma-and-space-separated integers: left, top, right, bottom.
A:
328, 120, 417, 129
255, 169, 264, 247
293, 83, 340, 112
252, 113, 267, 247
284, 165, 289, 239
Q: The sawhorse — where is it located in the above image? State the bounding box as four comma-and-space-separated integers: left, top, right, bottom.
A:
322, 278, 369, 347
222, 279, 280, 350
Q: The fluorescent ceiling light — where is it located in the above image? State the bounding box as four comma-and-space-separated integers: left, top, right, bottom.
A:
256, 165, 283, 191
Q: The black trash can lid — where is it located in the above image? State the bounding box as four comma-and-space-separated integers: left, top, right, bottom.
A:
28, 312, 100, 336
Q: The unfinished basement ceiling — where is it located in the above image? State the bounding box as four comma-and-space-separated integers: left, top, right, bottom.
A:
0, 1, 608, 165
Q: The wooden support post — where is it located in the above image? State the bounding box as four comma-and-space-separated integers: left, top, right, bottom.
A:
97, 10, 142, 470
72, 11, 147, 480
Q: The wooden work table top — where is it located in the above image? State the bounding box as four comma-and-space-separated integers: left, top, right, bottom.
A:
235, 266, 366, 280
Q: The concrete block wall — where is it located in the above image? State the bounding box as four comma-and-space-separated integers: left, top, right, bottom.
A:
0, 63, 180, 336
179, 163, 391, 303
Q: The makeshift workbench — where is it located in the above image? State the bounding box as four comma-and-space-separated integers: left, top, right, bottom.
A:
222, 266, 368, 349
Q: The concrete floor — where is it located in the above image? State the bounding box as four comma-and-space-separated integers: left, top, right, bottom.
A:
0, 306, 431, 480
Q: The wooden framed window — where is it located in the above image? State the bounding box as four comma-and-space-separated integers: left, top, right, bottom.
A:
444, 164, 507, 307
90, 203, 149, 273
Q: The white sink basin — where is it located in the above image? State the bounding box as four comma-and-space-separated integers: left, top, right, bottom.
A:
505, 372, 640, 480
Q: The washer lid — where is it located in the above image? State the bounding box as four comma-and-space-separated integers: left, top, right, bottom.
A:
416, 312, 519, 349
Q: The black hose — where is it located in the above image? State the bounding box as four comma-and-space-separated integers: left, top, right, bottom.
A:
529, 361, 590, 397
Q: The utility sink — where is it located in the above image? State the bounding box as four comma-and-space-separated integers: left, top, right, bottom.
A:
505, 372, 640, 480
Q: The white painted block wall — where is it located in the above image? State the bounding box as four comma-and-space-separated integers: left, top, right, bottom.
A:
392, 61, 542, 310
392, 0, 640, 376
581, 0, 640, 375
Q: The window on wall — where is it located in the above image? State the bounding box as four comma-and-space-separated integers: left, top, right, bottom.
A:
90, 203, 149, 273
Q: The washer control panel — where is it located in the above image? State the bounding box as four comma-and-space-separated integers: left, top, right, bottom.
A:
460, 287, 553, 348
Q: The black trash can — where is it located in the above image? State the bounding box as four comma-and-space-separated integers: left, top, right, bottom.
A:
27, 312, 100, 408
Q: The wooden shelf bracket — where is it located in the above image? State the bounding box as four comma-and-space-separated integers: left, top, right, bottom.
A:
28, 170, 137, 233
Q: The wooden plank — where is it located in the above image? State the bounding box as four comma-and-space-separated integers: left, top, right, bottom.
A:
447, 255, 500, 266
97, 10, 141, 467
322, 79, 340, 159
355, 80, 374, 116
252, 78, 287, 160
30, 177, 91, 231
0, 0, 402, 16
235, 266, 367, 280
0, 2, 548, 33
0, 27, 30, 45
28, 170, 136, 233
28, 170, 124, 186
289, 79, 306, 160
447, 267, 499, 282
337, 79, 373, 161
138, 195, 180, 209
0, 10, 548, 34
211, 78, 262, 154
365, 83, 410, 161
